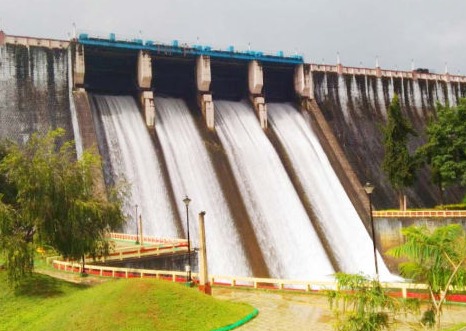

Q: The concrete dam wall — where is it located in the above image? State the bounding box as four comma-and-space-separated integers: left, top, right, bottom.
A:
0, 43, 74, 143
313, 67, 466, 208
1, 32, 466, 279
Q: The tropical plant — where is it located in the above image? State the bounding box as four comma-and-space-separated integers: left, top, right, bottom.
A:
0, 129, 126, 286
327, 273, 418, 331
381, 94, 418, 210
388, 224, 466, 330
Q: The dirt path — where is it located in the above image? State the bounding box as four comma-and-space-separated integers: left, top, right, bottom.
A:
36, 268, 110, 286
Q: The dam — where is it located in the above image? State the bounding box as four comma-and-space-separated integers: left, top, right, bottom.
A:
1, 30, 465, 280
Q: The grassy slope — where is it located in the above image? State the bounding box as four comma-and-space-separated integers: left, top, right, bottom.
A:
0, 271, 253, 331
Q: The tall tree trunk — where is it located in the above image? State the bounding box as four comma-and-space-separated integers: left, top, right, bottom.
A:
435, 309, 441, 331
398, 191, 407, 211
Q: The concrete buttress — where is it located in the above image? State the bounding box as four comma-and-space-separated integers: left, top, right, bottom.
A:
140, 91, 155, 127
137, 50, 152, 89
196, 55, 215, 130
294, 64, 313, 99
74, 44, 85, 87
248, 60, 267, 129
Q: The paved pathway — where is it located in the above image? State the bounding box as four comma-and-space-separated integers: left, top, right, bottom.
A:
213, 288, 466, 331
213, 288, 333, 331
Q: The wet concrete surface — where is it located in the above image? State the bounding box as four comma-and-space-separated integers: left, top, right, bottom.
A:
213, 288, 333, 331
213, 287, 466, 331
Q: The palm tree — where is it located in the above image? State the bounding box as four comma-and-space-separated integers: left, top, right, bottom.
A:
388, 224, 466, 330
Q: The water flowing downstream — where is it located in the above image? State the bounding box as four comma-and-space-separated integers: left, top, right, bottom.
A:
154, 97, 250, 276
89, 95, 179, 238
268, 103, 391, 277
215, 100, 334, 280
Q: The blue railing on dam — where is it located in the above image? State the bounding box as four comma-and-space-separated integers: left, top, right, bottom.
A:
78, 33, 304, 65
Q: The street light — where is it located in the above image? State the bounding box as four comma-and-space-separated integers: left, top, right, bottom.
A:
183, 195, 192, 282
363, 182, 379, 277
135, 204, 139, 245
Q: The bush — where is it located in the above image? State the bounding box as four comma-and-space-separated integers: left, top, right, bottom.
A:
434, 204, 466, 210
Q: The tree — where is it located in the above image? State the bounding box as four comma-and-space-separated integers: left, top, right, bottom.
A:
327, 273, 418, 331
388, 224, 466, 330
417, 99, 466, 203
0, 143, 18, 205
0, 129, 126, 286
382, 94, 418, 210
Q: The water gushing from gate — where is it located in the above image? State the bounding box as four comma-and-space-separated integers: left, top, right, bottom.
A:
154, 97, 250, 276
215, 100, 334, 280
268, 103, 391, 277
90, 95, 178, 238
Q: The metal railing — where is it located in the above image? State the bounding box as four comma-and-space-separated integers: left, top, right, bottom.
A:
373, 210, 466, 218
310, 63, 466, 83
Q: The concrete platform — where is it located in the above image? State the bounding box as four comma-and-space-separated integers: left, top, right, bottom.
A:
213, 288, 466, 331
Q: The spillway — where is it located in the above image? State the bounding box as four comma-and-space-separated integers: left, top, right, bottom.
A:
215, 100, 334, 280
268, 103, 390, 277
313, 71, 466, 207
154, 97, 251, 276
89, 95, 179, 238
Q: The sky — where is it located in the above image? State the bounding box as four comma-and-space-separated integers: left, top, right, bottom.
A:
2, 0, 465, 75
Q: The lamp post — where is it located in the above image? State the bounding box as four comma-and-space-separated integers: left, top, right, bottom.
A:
183, 195, 192, 281
364, 182, 379, 277
135, 204, 139, 245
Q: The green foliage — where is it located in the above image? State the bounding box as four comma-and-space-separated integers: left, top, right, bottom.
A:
327, 273, 418, 331
0, 142, 18, 205
421, 308, 436, 328
0, 129, 126, 286
382, 94, 418, 194
388, 224, 466, 330
0, 200, 34, 283
0, 272, 254, 331
417, 99, 466, 190
434, 203, 466, 210
442, 322, 466, 331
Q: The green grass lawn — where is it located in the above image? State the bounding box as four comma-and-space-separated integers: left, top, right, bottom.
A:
0, 271, 254, 331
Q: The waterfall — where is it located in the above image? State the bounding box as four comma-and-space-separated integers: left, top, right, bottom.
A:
446, 81, 454, 106
412, 80, 424, 113
337, 74, 350, 122
154, 97, 250, 276
89, 94, 178, 238
376, 77, 387, 119
268, 103, 391, 277
215, 100, 334, 280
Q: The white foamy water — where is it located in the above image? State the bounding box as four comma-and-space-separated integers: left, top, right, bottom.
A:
446, 81, 454, 106
338, 74, 350, 122
412, 80, 424, 113
154, 97, 250, 276
376, 77, 388, 119
268, 103, 391, 278
215, 100, 334, 280
90, 95, 178, 238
